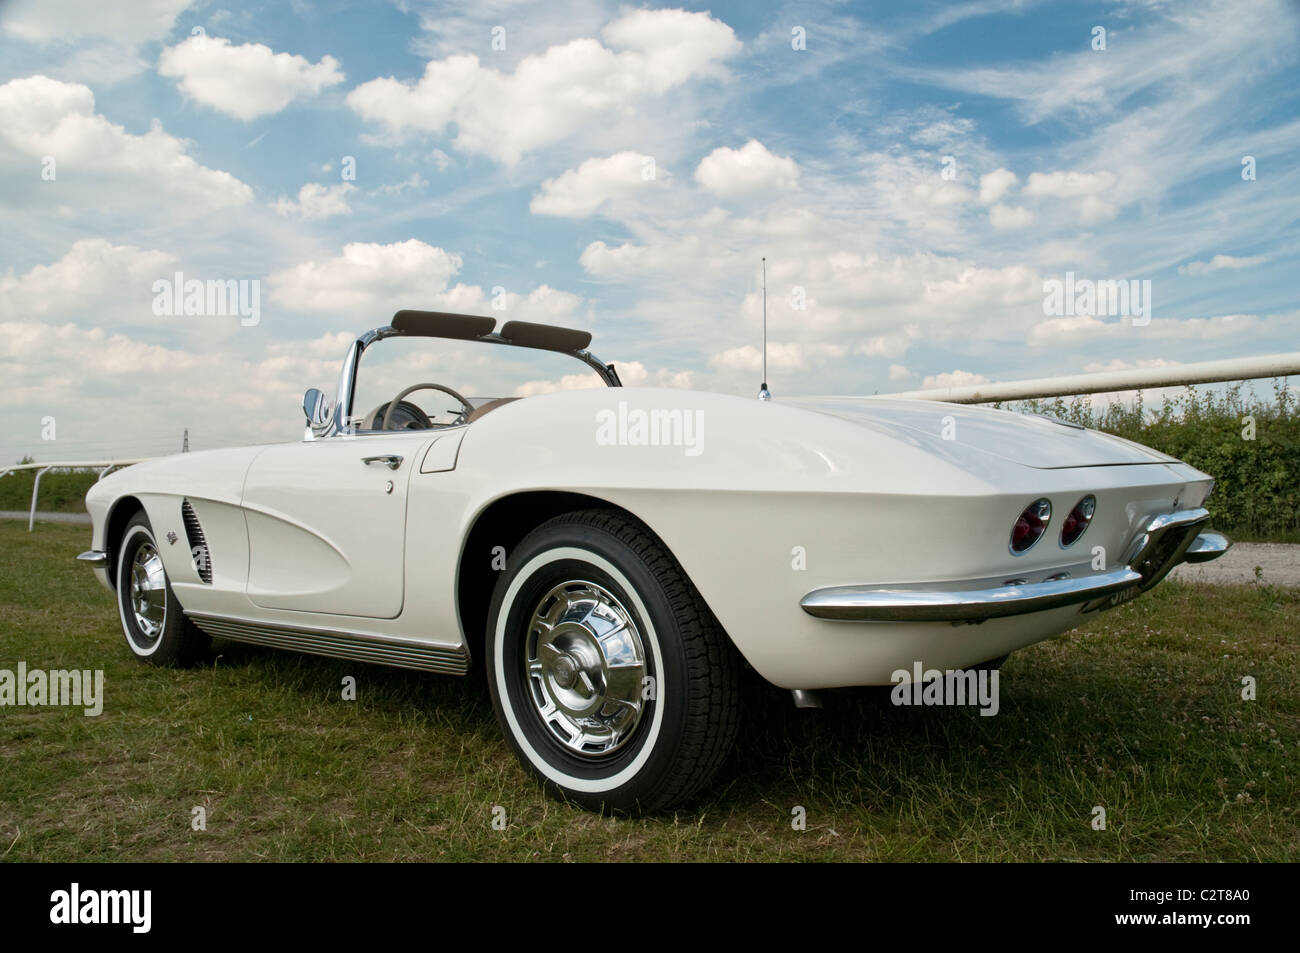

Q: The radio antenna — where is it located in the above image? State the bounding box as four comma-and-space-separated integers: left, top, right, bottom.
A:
758, 257, 771, 401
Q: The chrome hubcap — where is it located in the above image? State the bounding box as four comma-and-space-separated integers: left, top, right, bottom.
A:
129, 542, 167, 641
525, 580, 648, 758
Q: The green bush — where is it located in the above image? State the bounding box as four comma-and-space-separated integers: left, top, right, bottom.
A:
1002, 379, 1299, 542
0, 469, 101, 514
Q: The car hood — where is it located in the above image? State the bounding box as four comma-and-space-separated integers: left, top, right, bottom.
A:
781, 397, 1177, 469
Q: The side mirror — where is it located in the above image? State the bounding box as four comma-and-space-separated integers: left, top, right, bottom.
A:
303, 388, 331, 431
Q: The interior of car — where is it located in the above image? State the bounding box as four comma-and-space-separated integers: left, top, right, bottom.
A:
359, 387, 520, 431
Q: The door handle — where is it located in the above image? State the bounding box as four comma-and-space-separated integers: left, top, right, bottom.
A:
361, 454, 403, 470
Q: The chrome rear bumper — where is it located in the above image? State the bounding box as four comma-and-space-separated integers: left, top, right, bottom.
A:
77, 550, 109, 569
801, 508, 1229, 623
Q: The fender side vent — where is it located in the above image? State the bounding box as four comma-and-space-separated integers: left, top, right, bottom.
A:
181, 499, 212, 584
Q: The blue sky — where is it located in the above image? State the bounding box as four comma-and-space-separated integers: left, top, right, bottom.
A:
1, 0, 1297, 459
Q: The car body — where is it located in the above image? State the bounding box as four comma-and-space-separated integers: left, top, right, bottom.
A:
79, 309, 1230, 811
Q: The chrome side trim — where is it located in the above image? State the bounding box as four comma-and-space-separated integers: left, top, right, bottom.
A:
802, 507, 1227, 623
77, 550, 108, 568
186, 612, 469, 675
801, 567, 1144, 622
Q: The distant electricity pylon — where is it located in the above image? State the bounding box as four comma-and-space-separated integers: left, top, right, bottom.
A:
182, 429, 189, 453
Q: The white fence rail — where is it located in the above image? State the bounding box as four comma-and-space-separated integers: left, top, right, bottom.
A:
0, 460, 149, 531
872, 352, 1300, 404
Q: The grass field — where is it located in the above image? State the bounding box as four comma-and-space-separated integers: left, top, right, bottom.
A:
1, 520, 1296, 862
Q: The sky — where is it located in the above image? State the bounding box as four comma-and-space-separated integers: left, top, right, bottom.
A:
1, 0, 1297, 461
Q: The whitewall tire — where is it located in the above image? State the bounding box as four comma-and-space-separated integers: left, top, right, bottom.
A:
115, 510, 209, 667
486, 510, 741, 814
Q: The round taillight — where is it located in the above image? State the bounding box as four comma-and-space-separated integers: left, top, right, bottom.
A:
1060, 495, 1096, 547
1010, 498, 1052, 554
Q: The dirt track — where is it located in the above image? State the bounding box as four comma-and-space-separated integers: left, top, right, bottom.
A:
1170, 541, 1300, 587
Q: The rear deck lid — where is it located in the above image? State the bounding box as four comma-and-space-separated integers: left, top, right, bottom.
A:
783, 397, 1177, 469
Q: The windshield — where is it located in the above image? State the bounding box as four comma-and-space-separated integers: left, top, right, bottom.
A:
350, 336, 609, 430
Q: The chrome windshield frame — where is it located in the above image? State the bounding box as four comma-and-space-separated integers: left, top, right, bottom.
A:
311, 324, 620, 439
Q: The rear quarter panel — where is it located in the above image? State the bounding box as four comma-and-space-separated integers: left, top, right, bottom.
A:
451, 388, 1214, 687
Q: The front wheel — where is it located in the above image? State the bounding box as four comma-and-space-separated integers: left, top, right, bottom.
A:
486, 510, 741, 813
115, 510, 210, 666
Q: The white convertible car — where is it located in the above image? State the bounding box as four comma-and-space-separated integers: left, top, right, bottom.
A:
79, 310, 1229, 811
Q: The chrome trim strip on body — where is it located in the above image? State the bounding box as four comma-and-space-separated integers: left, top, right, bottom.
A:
801, 567, 1145, 622
77, 550, 109, 568
185, 612, 470, 675
801, 508, 1228, 623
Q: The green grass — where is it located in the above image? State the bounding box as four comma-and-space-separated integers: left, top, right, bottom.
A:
1, 522, 1297, 861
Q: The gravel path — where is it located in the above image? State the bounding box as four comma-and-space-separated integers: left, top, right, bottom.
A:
1169, 541, 1300, 587
0, 511, 91, 525
4, 511, 1296, 586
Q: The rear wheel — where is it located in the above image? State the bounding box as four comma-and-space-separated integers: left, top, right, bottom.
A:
115, 511, 209, 666
486, 510, 741, 814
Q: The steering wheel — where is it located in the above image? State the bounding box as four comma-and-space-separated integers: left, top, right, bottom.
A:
381, 382, 475, 430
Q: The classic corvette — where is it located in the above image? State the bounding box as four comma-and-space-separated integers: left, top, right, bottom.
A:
79, 309, 1230, 811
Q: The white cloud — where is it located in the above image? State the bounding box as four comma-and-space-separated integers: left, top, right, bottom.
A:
989, 204, 1035, 229
887, 364, 912, 381
911, 179, 969, 208
694, 140, 799, 197
0, 239, 173, 323
1077, 195, 1117, 225
0, 319, 351, 454
861, 152, 975, 239
507, 285, 584, 322
346, 8, 740, 164
1179, 254, 1267, 276
1026, 311, 1284, 347
1, 0, 189, 45
712, 343, 789, 373
598, 8, 740, 90
531, 152, 660, 218
1024, 170, 1115, 199
267, 240, 464, 314
267, 241, 584, 323
978, 168, 1017, 205
513, 371, 606, 397
158, 35, 344, 120
272, 182, 356, 220
372, 173, 428, 196
709, 342, 844, 373
921, 369, 989, 390
1023, 170, 1119, 225
512, 360, 693, 397
1082, 358, 1180, 373
0, 75, 252, 215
